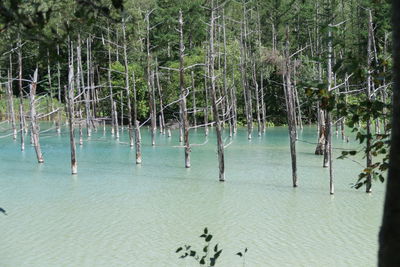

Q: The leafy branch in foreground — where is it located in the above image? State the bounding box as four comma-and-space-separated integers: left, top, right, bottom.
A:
337, 99, 391, 189
176, 228, 248, 267
236, 247, 248, 267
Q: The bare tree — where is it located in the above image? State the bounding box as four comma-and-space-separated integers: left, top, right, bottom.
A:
145, 10, 157, 146
67, 51, 78, 174
177, 10, 191, 168
107, 26, 116, 137
209, 0, 225, 181
122, 18, 134, 148
29, 68, 44, 163
7, 60, 17, 140
155, 59, 166, 134
365, 9, 374, 193
132, 72, 142, 164
283, 26, 298, 188
18, 37, 25, 150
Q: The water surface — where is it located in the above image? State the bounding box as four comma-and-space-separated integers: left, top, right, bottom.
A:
0, 125, 384, 266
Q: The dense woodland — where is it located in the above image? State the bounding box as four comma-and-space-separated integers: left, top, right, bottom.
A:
0, 0, 393, 192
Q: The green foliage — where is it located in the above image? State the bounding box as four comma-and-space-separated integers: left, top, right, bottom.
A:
176, 228, 248, 267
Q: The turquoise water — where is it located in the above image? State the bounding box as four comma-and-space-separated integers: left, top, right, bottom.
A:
0, 124, 384, 266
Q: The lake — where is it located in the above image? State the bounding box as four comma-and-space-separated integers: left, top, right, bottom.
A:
0, 124, 384, 266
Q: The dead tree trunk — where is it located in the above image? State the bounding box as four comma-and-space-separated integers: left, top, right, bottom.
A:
260, 72, 266, 134
107, 26, 116, 137
231, 67, 238, 133
120, 91, 124, 131
68, 54, 77, 174
18, 38, 25, 150
178, 10, 191, 168
327, 111, 334, 194
191, 71, 197, 128
257, 11, 266, 134
325, 24, 334, 192
222, 11, 231, 136
293, 63, 303, 130
365, 9, 374, 193
56, 44, 62, 134
315, 106, 326, 154
146, 11, 156, 146
155, 59, 166, 134
210, 0, 225, 182
204, 47, 209, 136
85, 37, 92, 137
252, 60, 262, 137
29, 69, 44, 163
76, 38, 84, 146
47, 50, 54, 122
240, 3, 252, 140
122, 18, 134, 148
132, 72, 142, 164
7, 66, 17, 140
284, 27, 298, 187
113, 101, 119, 139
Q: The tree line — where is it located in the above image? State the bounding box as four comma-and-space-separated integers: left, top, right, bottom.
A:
0, 0, 393, 190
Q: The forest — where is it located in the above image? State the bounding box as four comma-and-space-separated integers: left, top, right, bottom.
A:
0, 0, 399, 266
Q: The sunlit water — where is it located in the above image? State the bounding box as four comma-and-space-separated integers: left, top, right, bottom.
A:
0, 123, 384, 266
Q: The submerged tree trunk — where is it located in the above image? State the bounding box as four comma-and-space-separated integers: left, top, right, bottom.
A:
76, 38, 84, 146
56, 44, 62, 134
107, 26, 116, 137
260, 72, 266, 134
209, 0, 225, 182
284, 27, 298, 188
122, 18, 134, 148
155, 60, 166, 134
18, 38, 25, 151
365, 9, 374, 193
113, 101, 119, 139
191, 71, 197, 128
146, 11, 156, 146
179, 10, 191, 168
85, 37, 92, 137
204, 48, 209, 136
324, 24, 334, 194
29, 69, 44, 164
67, 58, 77, 174
240, 5, 252, 140
132, 72, 142, 164
252, 60, 262, 137
315, 106, 326, 155
7, 68, 17, 140
326, 112, 334, 194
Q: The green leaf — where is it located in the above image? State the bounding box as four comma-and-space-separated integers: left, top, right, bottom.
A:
205, 235, 213, 242
176, 247, 182, 253
199, 257, 205, 265
210, 257, 216, 266
236, 252, 243, 257
214, 244, 218, 252
214, 249, 222, 259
